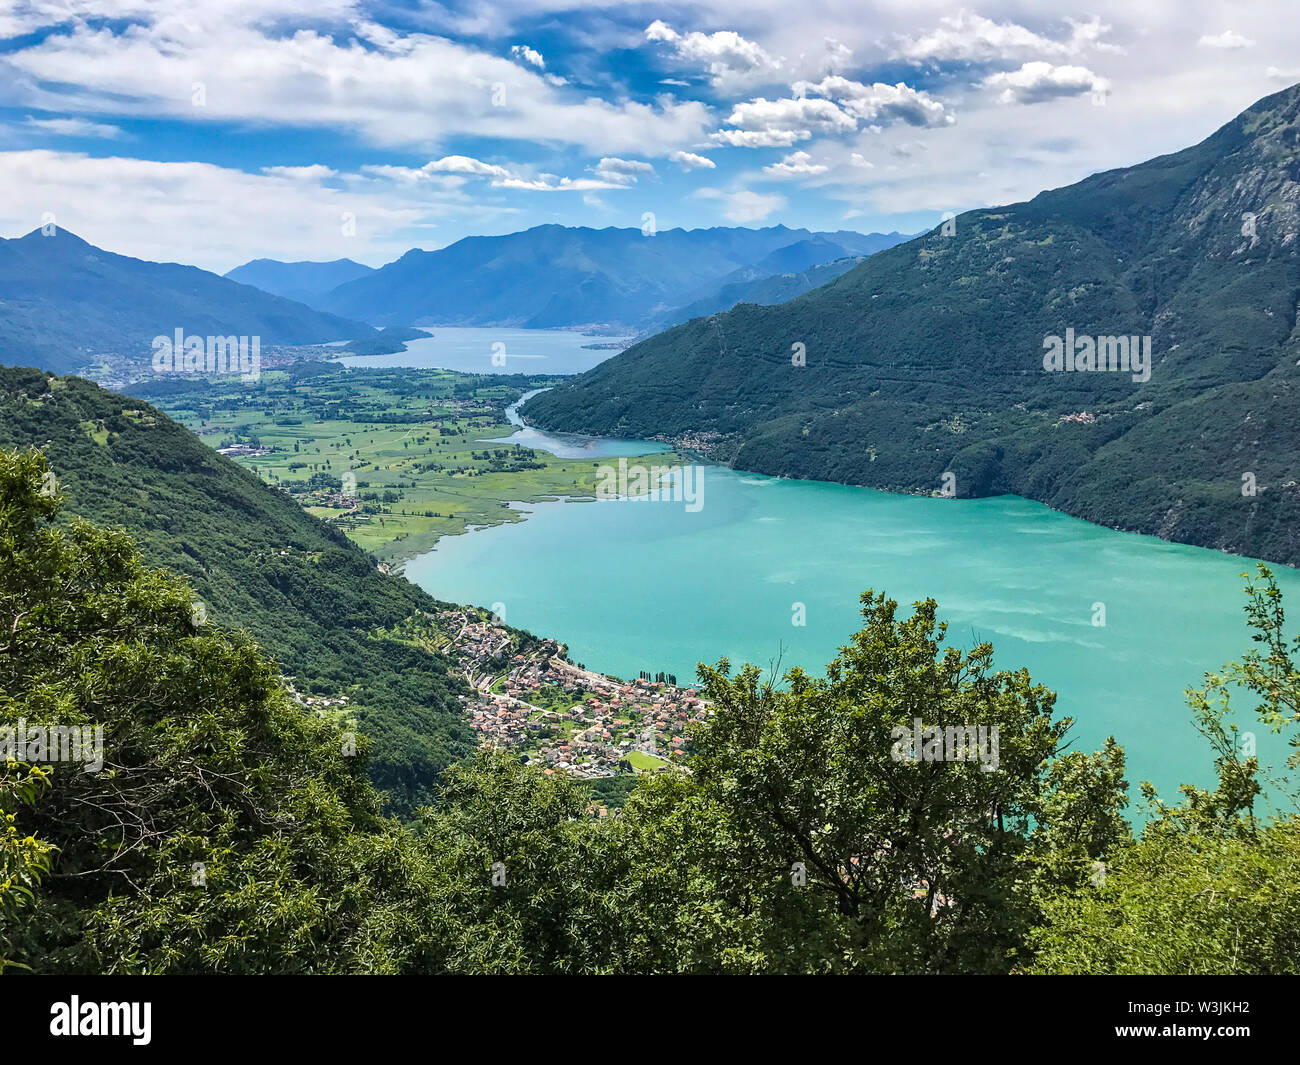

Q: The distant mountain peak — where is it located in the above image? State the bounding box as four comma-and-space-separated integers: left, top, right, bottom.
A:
18, 225, 90, 245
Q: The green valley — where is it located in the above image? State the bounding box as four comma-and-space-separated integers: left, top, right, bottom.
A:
128, 362, 685, 563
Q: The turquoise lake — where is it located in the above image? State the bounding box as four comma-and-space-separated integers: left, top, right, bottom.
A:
406, 423, 1300, 810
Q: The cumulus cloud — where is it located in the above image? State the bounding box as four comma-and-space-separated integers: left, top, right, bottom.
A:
984, 62, 1110, 105
645, 19, 782, 88
668, 150, 715, 170
900, 12, 1117, 63
709, 128, 809, 147
763, 150, 827, 176
1198, 31, 1255, 50
791, 77, 953, 127
510, 43, 544, 67
709, 77, 949, 150
425, 155, 514, 179
710, 94, 854, 146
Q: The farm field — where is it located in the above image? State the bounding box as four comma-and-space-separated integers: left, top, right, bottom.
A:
133, 362, 683, 563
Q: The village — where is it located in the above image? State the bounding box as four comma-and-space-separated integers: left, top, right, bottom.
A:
439, 610, 711, 781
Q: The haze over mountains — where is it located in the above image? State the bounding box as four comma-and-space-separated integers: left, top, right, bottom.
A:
224, 257, 374, 307
0, 223, 910, 380
524, 83, 1300, 567
0, 228, 374, 376
240, 224, 912, 331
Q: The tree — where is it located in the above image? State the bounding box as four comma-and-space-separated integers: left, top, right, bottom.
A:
611, 591, 1092, 973
0, 448, 435, 973
1026, 565, 1300, 974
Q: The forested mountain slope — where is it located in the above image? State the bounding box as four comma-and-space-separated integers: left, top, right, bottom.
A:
0, 365, 471, 813
0, 229, 373, 375
524, 84, 1300, 566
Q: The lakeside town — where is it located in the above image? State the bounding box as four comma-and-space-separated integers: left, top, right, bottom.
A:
437, 610, 712, 781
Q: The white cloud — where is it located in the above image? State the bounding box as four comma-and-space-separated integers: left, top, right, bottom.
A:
645, 19, 782, 89
791, 77, 952, 127
590, 156, 654, 184
362, 154, 633, 193
709, 128, 810, 148
819, 37, 853, 76
984, 62, 1110, 105
711, 78, 950, 150
494, 173, 623, 192
727, 95, 857, 133
1198, 31, 1255, 50
2, 17, 712, 156
0, 148, 482, 272
510, 43, 544, 68
21, 115, 123, 139
425, 155, 514, 179
260, 164, 337, 180
711, 94, 856, 147
763, 150, 827, 176
900, 11, 1116, 63
849, 152, 874, 169
669, 150, 715, 170
694, 186, 786, 223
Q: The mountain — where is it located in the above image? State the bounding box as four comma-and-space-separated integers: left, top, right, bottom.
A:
224, 256, 375, 308
721, 232, 908, 280
0, 364, 471, 814
0, 229, 375, 375
523, 84, 1300, 567
644, 252, 870, 333
320, 223, 906, 329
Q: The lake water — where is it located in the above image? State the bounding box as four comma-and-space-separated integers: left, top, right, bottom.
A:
407, 438, 1300, 809
338, 326, 632, 375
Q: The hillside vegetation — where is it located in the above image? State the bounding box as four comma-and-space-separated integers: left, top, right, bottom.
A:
0, 366, 470, 815
4, 445, 1298, 972
0, 229, 373, 376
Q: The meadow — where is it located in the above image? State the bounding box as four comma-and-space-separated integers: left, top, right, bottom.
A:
132, 362, 684, 563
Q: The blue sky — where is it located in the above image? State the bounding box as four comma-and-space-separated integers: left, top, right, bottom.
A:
0, 1, 1296, 272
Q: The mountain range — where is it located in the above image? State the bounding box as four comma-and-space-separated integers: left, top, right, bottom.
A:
307, 224, 910, 330
0, 228, 374, 376
522, 83, 1300, 567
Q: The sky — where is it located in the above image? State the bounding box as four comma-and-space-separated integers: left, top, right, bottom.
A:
0, 0, 1296, 273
